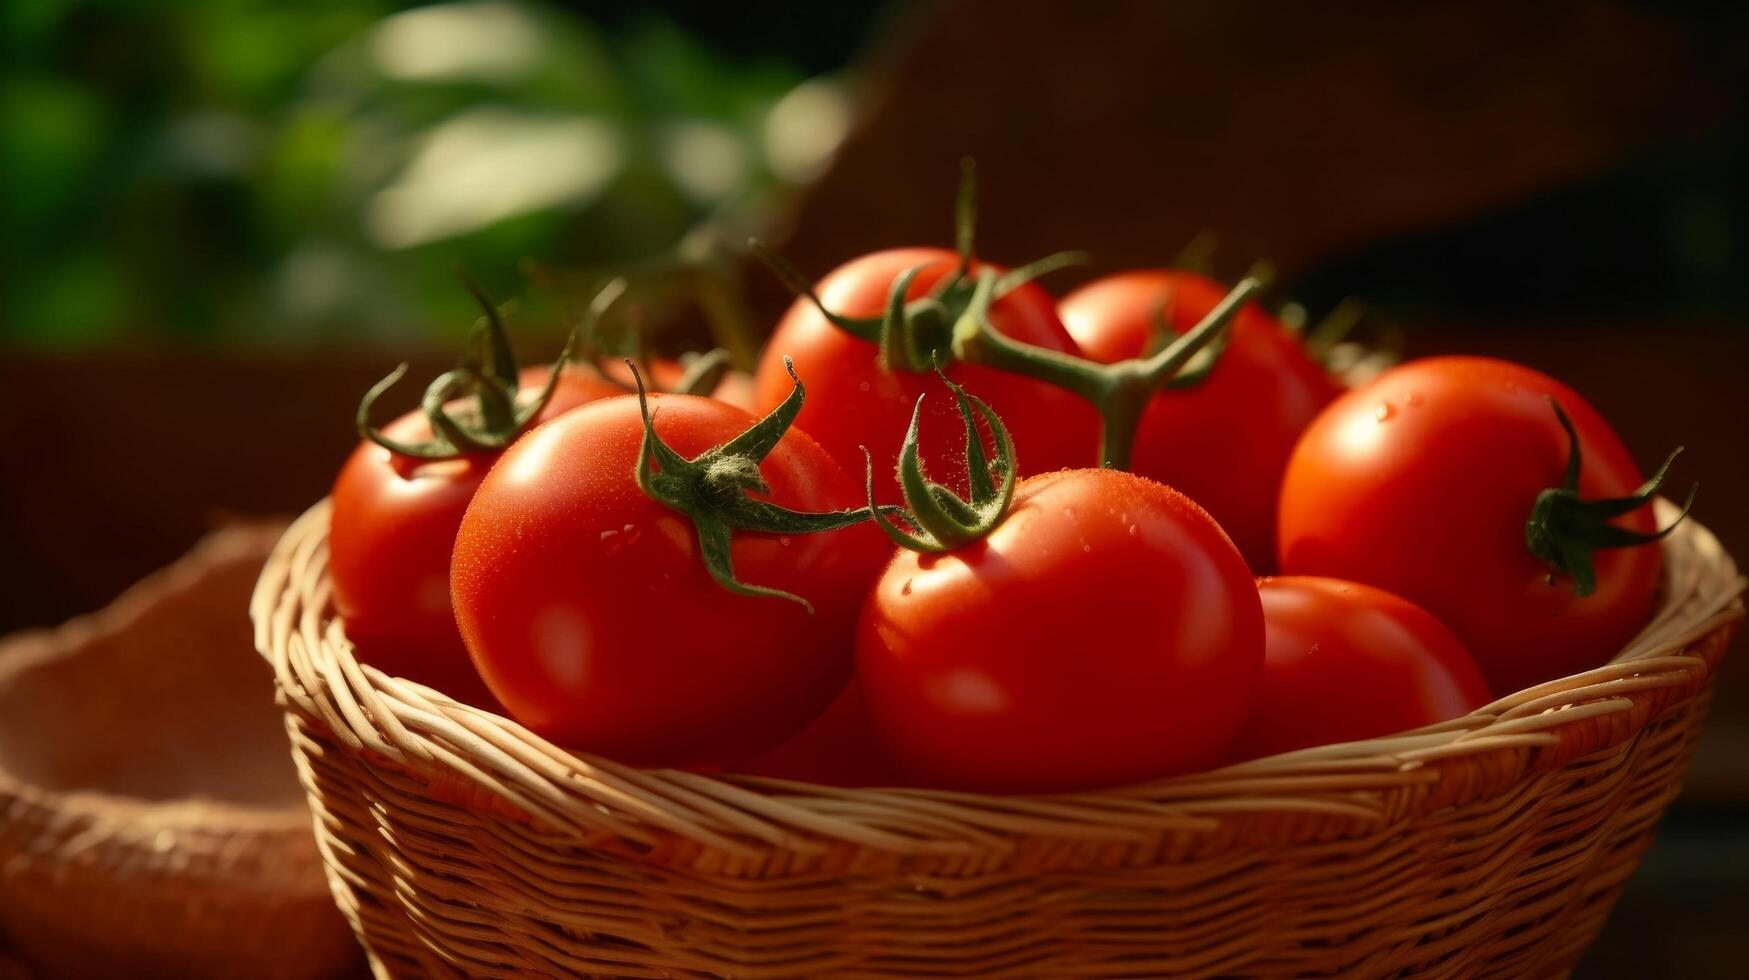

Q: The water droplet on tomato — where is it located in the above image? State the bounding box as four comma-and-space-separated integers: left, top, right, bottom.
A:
1128, 524, 1139, 537
1375, 401, 1396, 422
858, 381, 871, 392
779, 535, 792, 547
900, 579, 913, 596
1082, 544, 1092, 554
1062, 506, 1076, 518
621, 523, 640, 545
1406, 392, 1424, 406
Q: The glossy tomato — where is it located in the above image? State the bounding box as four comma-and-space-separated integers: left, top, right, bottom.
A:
329, 371, 613, 705
856, 468, 1263, 793
754, 249, 1099, 501
450, 393, 890, 766
1060, 270, 1339, 570
1278, 356, 1667, 693
1233, 577, 1492, 760
330, 354, 750, 705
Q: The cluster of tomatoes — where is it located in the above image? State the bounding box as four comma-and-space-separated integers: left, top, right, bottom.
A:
327, 202, 1690, 795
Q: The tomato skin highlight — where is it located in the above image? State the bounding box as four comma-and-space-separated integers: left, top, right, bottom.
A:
1277, 356, 1661, 694
754, 249, 1100, 501
1232, 577, 1492, 760
327, 370, 614, 705
1060, 270, 1340, 571
450, 394, 890, 767
856, 469, 1263, 793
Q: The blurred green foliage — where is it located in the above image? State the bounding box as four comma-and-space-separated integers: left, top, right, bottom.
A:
1, 0, 843, 350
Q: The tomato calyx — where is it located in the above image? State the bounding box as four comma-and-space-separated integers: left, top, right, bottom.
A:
357, 277, 583, 462
630, 357, 885, 611
865, 372, 1017, 552
952, 270, 1261, 469
1525, 398, 1696, 597
750, 161, 1085, 375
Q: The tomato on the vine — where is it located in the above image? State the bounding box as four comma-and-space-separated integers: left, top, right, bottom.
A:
850, 376, 1261, 792
753, 248, 1099, 502
859, 467, 1262, 792
331, 281, 744, 706
1059, 270, 1339, 570
451, 373, 891, 766
1278, 356, 1689, 693
1232, 577, 1492, 760
331, 358, 612, 706
331, 420, 500, 705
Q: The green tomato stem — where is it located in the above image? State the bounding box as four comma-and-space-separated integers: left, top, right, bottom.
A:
355, 279, 584, 461
865, 371, 1018, 553
950, 271, 1262, 470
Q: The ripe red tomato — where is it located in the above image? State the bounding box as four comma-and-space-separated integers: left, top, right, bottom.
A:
1278, 356, 1668, 694
330, 354, 748, 705
753, 249, 1099, 501
1059, 270, 1339, 570
1232, 577, 1492, 760
734, 681, 903, 787
329, 372, 612, 705
857, 468, 1263, 793
450, 393, 890, 766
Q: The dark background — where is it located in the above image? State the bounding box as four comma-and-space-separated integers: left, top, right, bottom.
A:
3, 1, 1746, 976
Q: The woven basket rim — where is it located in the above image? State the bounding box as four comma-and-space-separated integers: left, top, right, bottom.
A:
0, 525, 320, 838
252, 497, 1744, 859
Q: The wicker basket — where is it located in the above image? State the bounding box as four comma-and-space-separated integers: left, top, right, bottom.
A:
252, 498, 1741, 979
0, 525, 359, 980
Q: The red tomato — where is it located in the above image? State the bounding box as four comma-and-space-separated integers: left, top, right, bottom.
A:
857, 468, 1263, 793
330, 355, 746, 705
1278, 356, 1664, 693
1060, 270, 1340, 570
754, 249, 1099, 501
450, 393, 890, 766
1233, 577, 1492, 760
329, 372, 613, 705
734, 681, 903, 787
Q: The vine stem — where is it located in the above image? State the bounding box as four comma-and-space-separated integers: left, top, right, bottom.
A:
951, 273, 1263, 469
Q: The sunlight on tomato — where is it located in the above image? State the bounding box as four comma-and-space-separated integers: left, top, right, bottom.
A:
857, 469, 1262, 793
1231, 576, 1492, 760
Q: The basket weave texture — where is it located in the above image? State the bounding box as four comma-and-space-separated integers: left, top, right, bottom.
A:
0, 525, 357, 980
252, 499, 1742, 979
